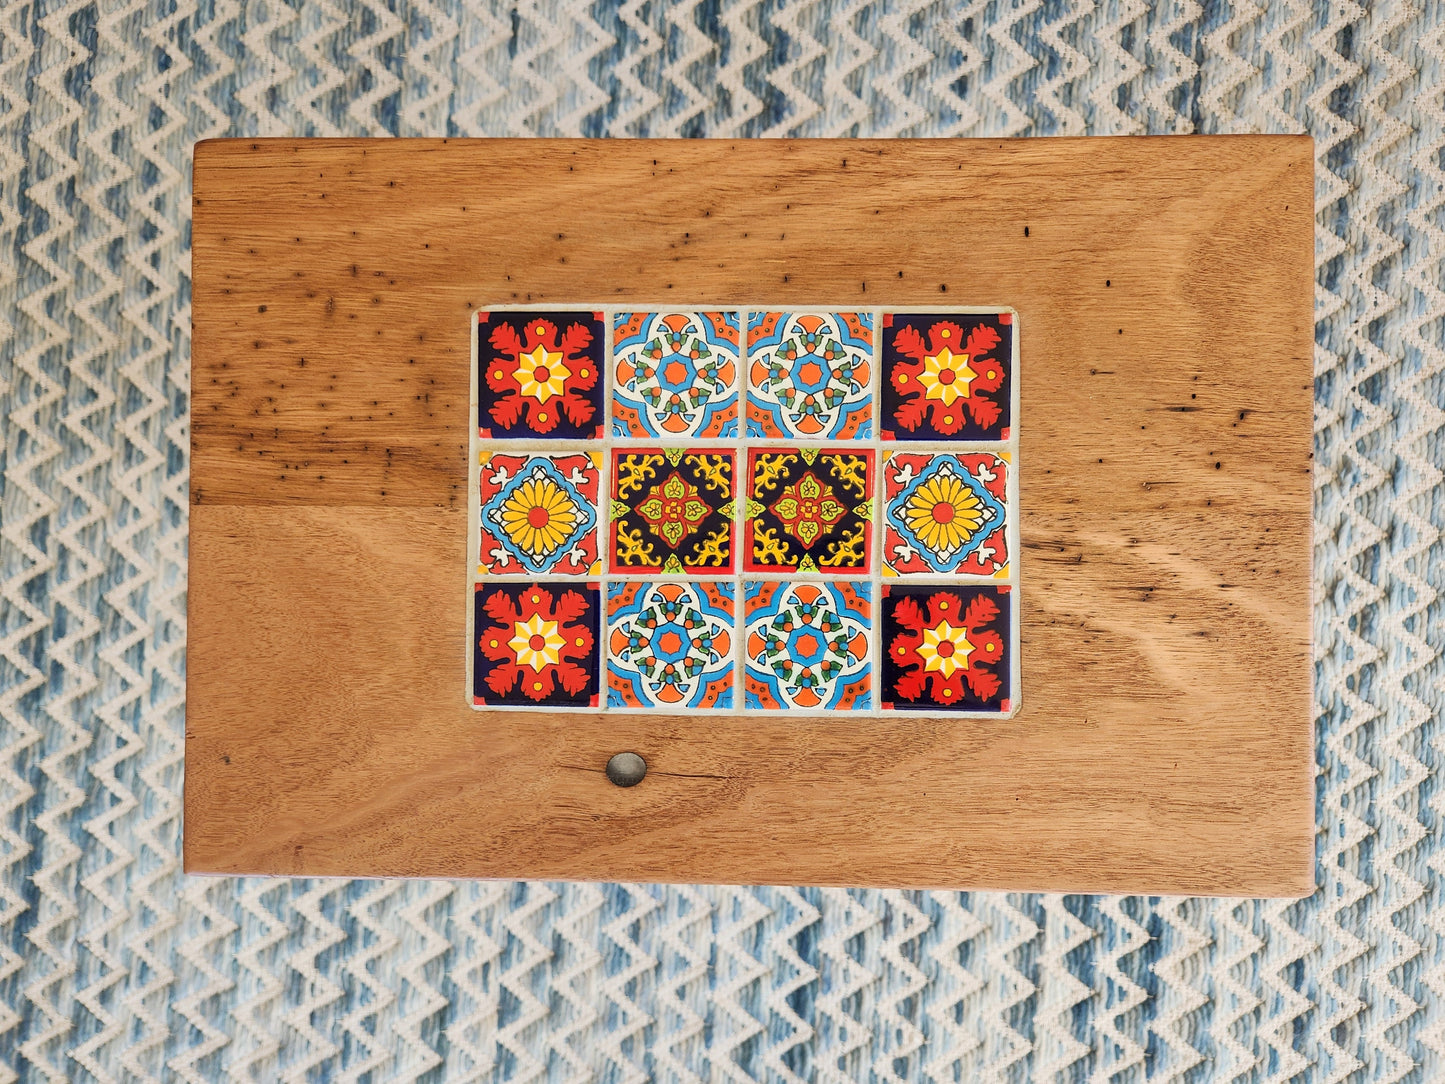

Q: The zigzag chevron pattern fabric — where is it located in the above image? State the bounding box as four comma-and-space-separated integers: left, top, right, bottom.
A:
1, 1, 1442, 1080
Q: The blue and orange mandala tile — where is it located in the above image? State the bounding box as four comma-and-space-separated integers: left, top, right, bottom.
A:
745, 448, 873, 574
478, 453, 600, 575
477, 311, 605, 438
881, 313, 1012, 441
746, 312, 873, 439
609, 448, 737, 574
607, 581, 735, 709
744, 581, 872, 710
612, 311, 740, 438
881, 585, 1010, 713
882, 452, 1009, 577
474, 582, 601, 707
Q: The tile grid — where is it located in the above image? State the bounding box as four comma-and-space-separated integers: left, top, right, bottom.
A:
470, 307, 1020, 717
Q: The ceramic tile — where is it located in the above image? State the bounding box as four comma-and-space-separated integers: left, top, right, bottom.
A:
880, 312, 1012, 441
612, 311, 741, 438
744, 448, 874, 574
477, 452, 601, 575
880, 585, 1011, 712
743, 581, 873, 710
477, 310, 606, 438
473, 582, 602, 707
882, 451, 1009, 577
607, 581, 736, 708
746, 311, 874, 439
609, 448, 738, 574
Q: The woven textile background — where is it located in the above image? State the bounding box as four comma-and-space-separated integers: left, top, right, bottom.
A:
1, 0, 1442, 1080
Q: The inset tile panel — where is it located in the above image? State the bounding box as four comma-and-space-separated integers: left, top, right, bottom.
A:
744, 448, 874, 574
470, 305, 1020, 717
612, 311, 741, 438
880, 585, 1011, 713
474, 582, 602, 707
609, 448, 738, 574
743, 581, 873, 710
607, 581, 736, 709
882, 451, 1009, 577
746, 311, 873, 439
880, 312, 1012, 441
478, 452, 601, 575
478, 310, 605, 438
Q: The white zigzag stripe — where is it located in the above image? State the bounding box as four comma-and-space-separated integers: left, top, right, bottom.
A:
0, 40, 40, 1077
1034, 0, 1091, 134
1033, 894, 1093, 1080
1410, 5, 1445, 1067
395, 880, 453, 1076
719, 0, 767, 137
712, 887, 770, 1083
1149, 897, 1210, 1083
873, 889, 928, 1081
495, 879, 557, 1082
548, 881, 604, 1082
760, 887, 819, 1082
922, 893, 986, 1079
339, 880, 403, 1081
872, 0, 932, 138
16, 4, 90, 1080
601, 883, 662, 1083
444, 881, 510, 1081
1092, 895, 1149, 1082
1140, 0, 1201, 135
815, 888, 879, 1082
167, 878, 236, 1084
654, 883, 711, 1083
283, 882, 348, 1081
981, 894, 1039, 1082
1212, 899, 1265, 1080
230, 880, 289, 1079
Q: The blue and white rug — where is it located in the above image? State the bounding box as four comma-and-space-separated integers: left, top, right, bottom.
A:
1, 1, 1441, 1079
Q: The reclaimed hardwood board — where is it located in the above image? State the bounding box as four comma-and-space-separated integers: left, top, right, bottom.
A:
187, 136, 1315, 895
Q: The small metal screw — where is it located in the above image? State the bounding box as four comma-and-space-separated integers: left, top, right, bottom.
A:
606, 752, 647, 788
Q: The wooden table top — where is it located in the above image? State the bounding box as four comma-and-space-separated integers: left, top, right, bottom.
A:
187, 136, 1315, 895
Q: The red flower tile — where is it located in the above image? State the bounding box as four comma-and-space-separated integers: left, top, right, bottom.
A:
881, 313, 1012, 441
477, 311, 605, 438
881, 585, 1011, 712
474, 582, 601, 707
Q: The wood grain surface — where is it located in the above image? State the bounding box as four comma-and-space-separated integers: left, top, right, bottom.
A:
187, 136, 1315, 895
